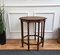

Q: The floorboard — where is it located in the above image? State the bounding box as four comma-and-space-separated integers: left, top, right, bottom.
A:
0, 39, 60, 50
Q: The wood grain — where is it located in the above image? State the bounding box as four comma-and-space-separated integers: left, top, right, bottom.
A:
0, 39, 60, 50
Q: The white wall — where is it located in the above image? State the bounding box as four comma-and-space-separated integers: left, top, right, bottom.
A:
59, 16, 60, 28
0, 0, 60, 39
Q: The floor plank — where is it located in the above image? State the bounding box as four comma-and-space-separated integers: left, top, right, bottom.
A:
0, 39, 60, 50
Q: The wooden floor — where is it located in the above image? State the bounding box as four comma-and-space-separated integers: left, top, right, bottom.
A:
0, 39, 60, 50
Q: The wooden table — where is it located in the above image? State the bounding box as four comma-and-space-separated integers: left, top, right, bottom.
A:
19, 16, 46, 51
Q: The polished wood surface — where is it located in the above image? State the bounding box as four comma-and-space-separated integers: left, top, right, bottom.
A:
20, 16, 46, 21
0, 39, 60, 50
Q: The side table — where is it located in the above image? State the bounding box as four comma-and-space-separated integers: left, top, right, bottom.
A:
19, 16, 46, 51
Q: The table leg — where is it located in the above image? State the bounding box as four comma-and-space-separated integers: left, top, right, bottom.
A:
21, 20, 24, 47
34, 22, 36, 40
41, 21, 43, 47
37, 22, 40, 51
27, 22, 30, 51
42, 21, 45, 47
